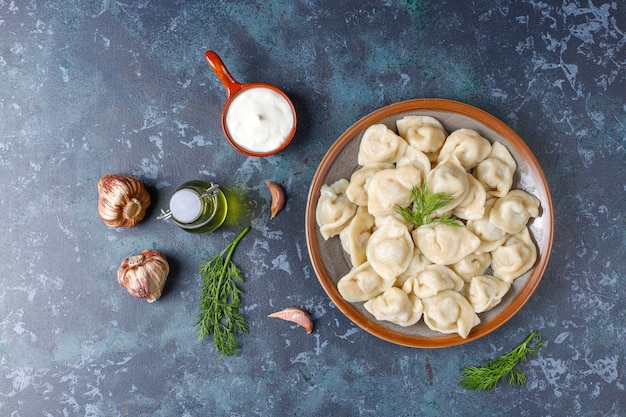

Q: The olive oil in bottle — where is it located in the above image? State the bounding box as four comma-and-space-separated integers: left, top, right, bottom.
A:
158, 180, 228, 233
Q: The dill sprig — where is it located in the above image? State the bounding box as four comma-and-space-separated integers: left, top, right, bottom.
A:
196, 226, 250, 358
396, 183, 462, 227
459, 330, 544, 391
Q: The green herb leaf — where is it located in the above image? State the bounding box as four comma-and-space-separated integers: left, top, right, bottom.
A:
459, 330, 544, 391
196, 226, 250, 358
396, 183, 462, 227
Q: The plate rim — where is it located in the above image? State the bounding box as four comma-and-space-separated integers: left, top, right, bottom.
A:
305, 98, 554, 348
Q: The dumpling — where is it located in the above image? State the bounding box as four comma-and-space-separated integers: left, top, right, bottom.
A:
402, 265, 464, 298
358, 124, 408, 166
367, 165, 422, 218
474, 142, 517, 198
364, 287, 423, 327
395, 248, 433, 288
466, 197, 508, 254
345, 163, 393, 206
316, 179, 357, 240
340, 207, 375, 267
413, 223, 480, 266
491, 227, 537, 282
438, 128, 492, 169
422, 290, 481, 338
450, 252, 492, 282
396, 115, 447, 154
426, 155, 469, 215
373, 212, 411, 229
337, 261, 394, 302
468, 275, 511, 313
490, 139, 517, 163
366, 216, 414, 281
489, 189, 540, 234
452, 173, 487, 221
396, 144, 432, 177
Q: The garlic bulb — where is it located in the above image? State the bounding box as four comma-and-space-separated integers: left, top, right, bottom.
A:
98, 174, 151, 228
117, 250, 170, 302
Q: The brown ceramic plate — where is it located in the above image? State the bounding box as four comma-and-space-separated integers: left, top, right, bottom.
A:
305, 98, 554, 348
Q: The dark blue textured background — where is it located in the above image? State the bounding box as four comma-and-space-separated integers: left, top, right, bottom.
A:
1, 1, 624, 416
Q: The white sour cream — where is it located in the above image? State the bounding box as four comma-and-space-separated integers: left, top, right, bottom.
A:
225, 87, 294, 153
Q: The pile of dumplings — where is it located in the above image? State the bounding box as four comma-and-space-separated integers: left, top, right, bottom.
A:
315, 116, 540, 339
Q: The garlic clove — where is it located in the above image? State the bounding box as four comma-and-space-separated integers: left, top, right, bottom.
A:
98, 174, 151, 228
268, 307, 313, 334
117, 250, 170, 302
266, 181, 285, 219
